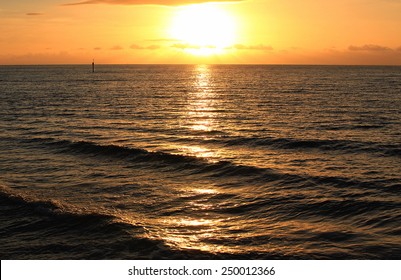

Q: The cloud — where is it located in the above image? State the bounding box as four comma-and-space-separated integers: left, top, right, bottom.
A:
0, 51, 79, 65
110, 45, 124, 50
397, 46, 401, 52
130, 44, 160, 50
26, 13, 43, 16
94, 47, 102, 50
169, 43, 274, 51
348, 44, 392, 52
145, 38, 181, 43
171, 43, 201, 49
170, 43, 220, 49
130, 44, 143, 49
63, 0, 241, 6
145, 45, 160, 50
230, 44, 274, 51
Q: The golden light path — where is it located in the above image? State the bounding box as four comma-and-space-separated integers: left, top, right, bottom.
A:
169, 4, 237, 56
152, 65, 229, 253
179, 65, 220, 161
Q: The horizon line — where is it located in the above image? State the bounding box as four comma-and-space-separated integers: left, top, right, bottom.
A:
1, 63, 400, 67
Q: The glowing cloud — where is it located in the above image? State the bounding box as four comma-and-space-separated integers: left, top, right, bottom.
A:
63, 0, 241, 6
26, 13, 44, 16
232, 44, 273, 51
348, 44, 392, 52
171, 43, 201, 49
130, 44, 160, 50
110, 45, 124, 50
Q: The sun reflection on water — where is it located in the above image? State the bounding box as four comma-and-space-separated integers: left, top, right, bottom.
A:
187, 65, 218, 131
155, 216, 233, 254
149, 65, 242, 254
179, 145, 218, 160
173, 65, 223, 161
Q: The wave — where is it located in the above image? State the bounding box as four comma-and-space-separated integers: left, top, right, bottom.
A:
18, 137, 400, 195
210, 135, 401, 158
0, 184, 163, 259
0, 184, 293, 259
9, 125, 400, 159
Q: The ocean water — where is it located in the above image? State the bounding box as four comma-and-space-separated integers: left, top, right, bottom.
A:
0, 64, 400, 259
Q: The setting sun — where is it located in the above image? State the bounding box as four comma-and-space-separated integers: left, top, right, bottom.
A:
169, 4, 237, 55
1, 0, 401, 64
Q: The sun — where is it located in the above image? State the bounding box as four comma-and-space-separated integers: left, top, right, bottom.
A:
169, 4, 237, 55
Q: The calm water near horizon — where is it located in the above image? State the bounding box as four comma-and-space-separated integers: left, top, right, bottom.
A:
1, 64, 400, 259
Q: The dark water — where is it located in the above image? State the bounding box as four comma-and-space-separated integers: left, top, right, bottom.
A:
1, 65, 400, 259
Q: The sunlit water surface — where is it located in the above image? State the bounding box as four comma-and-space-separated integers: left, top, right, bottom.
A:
1, 65, 400, 259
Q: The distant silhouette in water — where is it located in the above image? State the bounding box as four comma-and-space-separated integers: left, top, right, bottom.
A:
92, 59, 95, 73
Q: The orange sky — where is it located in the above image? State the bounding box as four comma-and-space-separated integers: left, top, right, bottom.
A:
1, 0, 401, 64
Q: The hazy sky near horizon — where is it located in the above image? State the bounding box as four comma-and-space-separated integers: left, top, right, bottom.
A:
1, 0, 401, 64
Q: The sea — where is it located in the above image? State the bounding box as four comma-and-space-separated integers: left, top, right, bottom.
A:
0, 64, 400, 259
